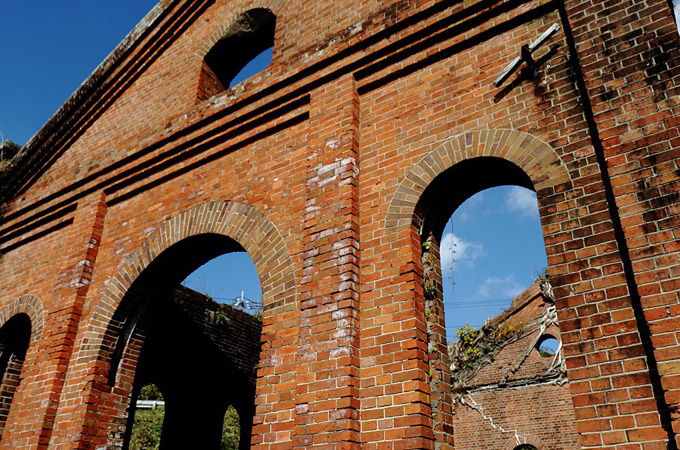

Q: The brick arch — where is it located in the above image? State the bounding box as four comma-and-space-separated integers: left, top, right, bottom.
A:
76, 200, 296, 374
197, 0, 289, 58
383, 129, 570, 450
101, 200, 296, 323
0, 295, 44, 344
384, 129, 570, 233
66, 200, 296, 447
502, 434, 544, 450
0, 295, 44, 437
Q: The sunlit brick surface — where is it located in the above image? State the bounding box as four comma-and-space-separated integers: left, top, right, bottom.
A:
1, 0, 679, 449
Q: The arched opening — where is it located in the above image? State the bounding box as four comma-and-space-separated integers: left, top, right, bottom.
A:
439, 186, 547, 340
0, 313, 31, 437
514, 446, 538, 450
198, 8, 275, 99
221, 405, 240, 450
128, 383, 165, 450
109, 233, 263, 450
414, 156, 579, 450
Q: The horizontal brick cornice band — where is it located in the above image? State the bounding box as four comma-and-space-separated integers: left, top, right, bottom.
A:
384, 128, 569, 233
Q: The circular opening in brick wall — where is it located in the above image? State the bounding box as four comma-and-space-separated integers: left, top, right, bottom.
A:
513, 445, 538, 450
536, 335, 559, 357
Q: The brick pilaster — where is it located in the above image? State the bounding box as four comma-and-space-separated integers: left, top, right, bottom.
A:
1, 192, 107, 450
293, 73, 361, 450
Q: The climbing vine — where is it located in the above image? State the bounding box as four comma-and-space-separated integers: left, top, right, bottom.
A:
449, 321, 522, 390
421, 240, 438, 384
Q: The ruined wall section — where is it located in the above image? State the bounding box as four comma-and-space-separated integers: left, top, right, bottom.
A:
453, 384, 580, 450
450, 286, 580, 450
451, 284, 562, 389
170, 285, 262, 383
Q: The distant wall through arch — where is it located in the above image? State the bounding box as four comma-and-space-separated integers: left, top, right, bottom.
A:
68, 200, 298, 448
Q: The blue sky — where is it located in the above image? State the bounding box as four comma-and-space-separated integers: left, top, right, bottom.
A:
0, 1, 158, 146
441, 187, 547, 334
0, 2, 550, 338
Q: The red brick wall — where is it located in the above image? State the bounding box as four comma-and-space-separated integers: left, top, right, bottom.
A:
450, 287, 580, 450
454, 385, 580, 450
0, 0, 679, 449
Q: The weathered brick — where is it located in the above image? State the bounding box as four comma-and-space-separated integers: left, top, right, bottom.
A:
0, 0, 679, 449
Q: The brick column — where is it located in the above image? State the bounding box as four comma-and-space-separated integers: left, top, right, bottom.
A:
422, 235, 454, 450
293, 74, 361, 450
10, 192, 108, 450
360, 223, 432, 450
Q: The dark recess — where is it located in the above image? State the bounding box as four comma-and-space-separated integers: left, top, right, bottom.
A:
204, 9, 276, 88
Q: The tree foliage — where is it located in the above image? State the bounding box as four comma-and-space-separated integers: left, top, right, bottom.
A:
129, 384, 164, 450
129, 407, 164, 450
138, 383, 163, 401
221, 405, 240, 450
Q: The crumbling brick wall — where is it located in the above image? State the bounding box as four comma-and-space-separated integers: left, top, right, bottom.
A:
450, 282, 580, 450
